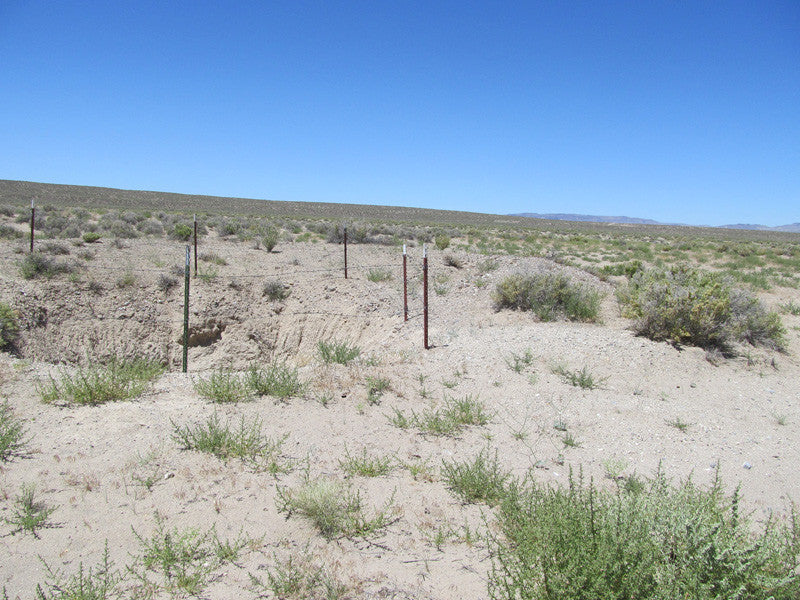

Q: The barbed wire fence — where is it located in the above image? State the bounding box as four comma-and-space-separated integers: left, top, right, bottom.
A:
6, 215, 435, 371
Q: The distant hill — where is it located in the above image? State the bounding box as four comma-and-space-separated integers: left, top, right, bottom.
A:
512, 213, 662, 225
513, 212, 800, 233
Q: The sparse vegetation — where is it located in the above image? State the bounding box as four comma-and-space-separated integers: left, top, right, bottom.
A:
366, 375, 390, 404
367, 267, 392, 282
318, 339, 360, 365
193, 370, 252, 403
389, 395, 490, 436
247, 361, 305, 400
493, 272, 602, 322
442, 448, 510, 505
35, 543, 121, 600
338, 446, 394, 477
5, 484, 57, 537
505, 348, 534, 373
39, 357, 164, 405
249, 550, 348, 600
553, 364, 603, 389
20, 252, 76, 279
172, 413, 288, 472
276, 478, 395, 540
0, 401, 28, 461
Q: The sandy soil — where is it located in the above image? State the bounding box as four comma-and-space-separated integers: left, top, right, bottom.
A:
1, 233, 798, 598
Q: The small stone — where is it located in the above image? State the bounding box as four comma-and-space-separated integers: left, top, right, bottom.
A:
164, 472, 175, 480
742, 462, 752, 470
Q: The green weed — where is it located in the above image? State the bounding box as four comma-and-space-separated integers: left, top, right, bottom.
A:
442, 448, 510, 505
5, 484, 57, 537
318, 340, 360, 365
493, 272, 602, 322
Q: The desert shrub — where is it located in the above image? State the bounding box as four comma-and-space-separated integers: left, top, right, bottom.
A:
263, 280, 290, 301
170, 223, 193, 241
493, 272, 602, 322
390, 395, 490, 436
0, 302, 19, 350
157, 273, 178, 292
318, 340, 360, 365
19, 252, 76, 279
82, 231, 101, 243
39, 357, 164, 405
262, 226, 280, 252
41, 241, 70, 255
444, 253, 463, 268
0, 205, 16, 217
490, 468, 800, 600
199, 252, 226, 265
434, 234, 451, 251
107, 220, 138, 238
617, 265, 785, 354
137, 218, 165, 236
0, 224, 22, 239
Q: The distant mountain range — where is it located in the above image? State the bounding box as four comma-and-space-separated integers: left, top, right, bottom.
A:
512, 213, 800, 233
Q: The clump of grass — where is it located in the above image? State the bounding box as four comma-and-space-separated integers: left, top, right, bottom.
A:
366, 268, 392, 282
172, 413, 288, 473
553, 364, 603, 389
39, 357, 165, 406
478, 257, 499, 273
318, 340, 360, 365
263, 279, 290, 300
617, 265, 785, 354
779, 300, 800, 316
276, 479, 395, 540
442, 448, 510, 505
19, 252, 76, 279
493, 272, 602, 322
156, 273, 178, 292
0, 301, 19, 350
339, 446, 394, 477
505, 348, 533, 373
199, 251, 226, 265
366, 375, 390, 404
490, 468, 800, 600
247, 361, 305, 400
0, 401, 29, 461
249, 551, 348, 600
131, 523, 248, 596
389, 395, 490, 436
562, 432, 582, 448
82, 231, 102, 243
667, 417, 690, 432
5, 484, 57, 537
434, 234, 450, 250
35, 543, 121, 600
193, 370, 252, 403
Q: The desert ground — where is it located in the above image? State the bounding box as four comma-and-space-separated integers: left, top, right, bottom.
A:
0, 204, 799, 598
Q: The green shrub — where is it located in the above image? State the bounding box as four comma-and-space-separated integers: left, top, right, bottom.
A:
367, 268, 392, 282
172, 413, 287, 471
493, 272, 602, 322
318, 340, 360, 365
389, 395, 490, 436
0, 302, 19, 350
617, 265, 785, 354
442, 448, 510, 505
19, 252, 75, 279
247, 361, 305, 400
171, 223, 193, 241
262, 227, 279, 252
82, 231, 101, 243
39, 357, 164, 406
193, 370, 252, 403
263, 280, 290, 301
5, 484, 57, 537
490, 468, 800, 600
434, 234, 451, 251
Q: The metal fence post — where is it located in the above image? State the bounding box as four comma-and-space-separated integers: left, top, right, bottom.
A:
343, 226, 348, 279
423, 244, 429, 349
29, 199, 35, 253
403, 244, 408, 322
183, 245, 190, 373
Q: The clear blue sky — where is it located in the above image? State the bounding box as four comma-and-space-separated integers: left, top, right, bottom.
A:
2, 1, 798, 226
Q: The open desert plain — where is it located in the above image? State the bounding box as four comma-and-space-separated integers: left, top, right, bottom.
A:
0, 182, 799, 599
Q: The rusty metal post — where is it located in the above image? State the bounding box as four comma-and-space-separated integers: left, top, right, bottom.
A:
29, 199, 35, 253
183, 245, 190, 373
403, 244, 408, 322
343, 226, 348, 279
423, 244, 429, 349
193, 214, 198, 277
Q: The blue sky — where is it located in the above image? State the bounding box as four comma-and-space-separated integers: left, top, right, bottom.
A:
2, 1, 798, 226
